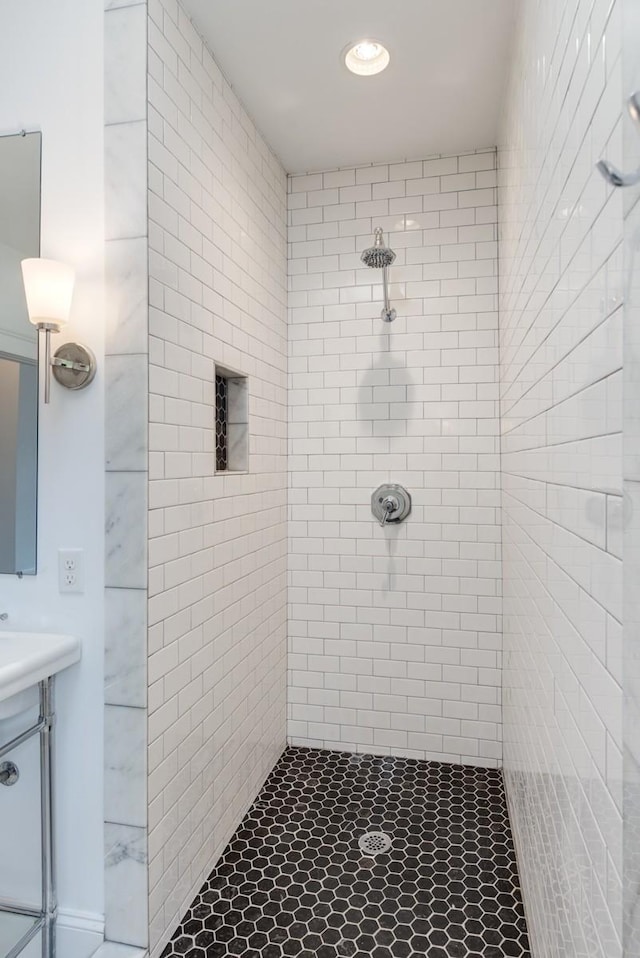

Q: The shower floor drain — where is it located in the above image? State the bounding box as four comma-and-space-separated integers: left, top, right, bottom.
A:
358, 830, 392, 855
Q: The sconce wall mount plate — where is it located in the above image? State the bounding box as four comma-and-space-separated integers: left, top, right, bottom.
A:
51, 343, 96, 391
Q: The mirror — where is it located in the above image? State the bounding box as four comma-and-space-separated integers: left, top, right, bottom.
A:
0, 132, 41, 575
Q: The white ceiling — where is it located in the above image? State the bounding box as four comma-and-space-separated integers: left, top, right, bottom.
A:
181, 0, 520, 174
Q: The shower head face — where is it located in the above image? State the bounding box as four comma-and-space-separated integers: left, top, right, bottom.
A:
361, 245, 396, 268
361, 227, 396, 269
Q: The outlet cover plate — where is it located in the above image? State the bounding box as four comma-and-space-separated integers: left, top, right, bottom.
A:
58, 549, 84, 594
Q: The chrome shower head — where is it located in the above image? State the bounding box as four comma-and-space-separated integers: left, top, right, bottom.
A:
361, 227, 396, 269
361, 227, 397, 322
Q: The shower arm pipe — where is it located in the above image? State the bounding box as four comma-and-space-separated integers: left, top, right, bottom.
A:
382, 265, 391, 314
381, 265, 396, 322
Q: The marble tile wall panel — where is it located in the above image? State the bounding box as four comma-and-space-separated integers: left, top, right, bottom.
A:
145, 0, 288, 954
105, 586, 147, 708
104, 823, 149, 949
498, 1, 624, 956
104, 0, 150, 949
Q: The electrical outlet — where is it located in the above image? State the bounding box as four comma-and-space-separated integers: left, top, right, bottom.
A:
58, 549, 84, 594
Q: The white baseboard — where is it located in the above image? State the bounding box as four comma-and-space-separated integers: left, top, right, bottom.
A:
1, 906, 147, 958
57, 909, 104, 958
91, 945, 147, 957
15, 908, 104, 958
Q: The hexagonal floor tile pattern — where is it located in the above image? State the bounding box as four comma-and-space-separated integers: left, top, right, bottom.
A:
161, 747, 531, 958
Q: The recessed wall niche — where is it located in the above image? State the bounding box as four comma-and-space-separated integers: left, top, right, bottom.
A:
215, 366, 248, 472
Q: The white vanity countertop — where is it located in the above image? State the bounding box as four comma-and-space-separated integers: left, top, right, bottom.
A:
0, 631, 81, 703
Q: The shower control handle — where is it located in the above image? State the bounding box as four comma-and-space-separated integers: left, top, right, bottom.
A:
372, 484, 412, 527
379, 496, 399, 527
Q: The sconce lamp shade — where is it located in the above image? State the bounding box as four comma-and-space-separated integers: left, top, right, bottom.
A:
21, 258, 75, 332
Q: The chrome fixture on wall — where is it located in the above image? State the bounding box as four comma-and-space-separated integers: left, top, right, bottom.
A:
21, 258, 96, 404
0, 761, 19, 786
362, 227, 397, 322
597, 92, 640, 187
371, 483, 411, 527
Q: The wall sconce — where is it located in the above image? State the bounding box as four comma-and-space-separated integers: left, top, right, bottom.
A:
21, 258, 96, 404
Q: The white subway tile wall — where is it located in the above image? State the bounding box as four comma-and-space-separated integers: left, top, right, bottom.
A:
499, 1, 623, 956
146, 0, 288, 954
287, 152, 502, 766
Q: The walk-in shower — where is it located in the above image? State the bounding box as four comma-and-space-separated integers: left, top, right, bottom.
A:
362, 226, 396, 322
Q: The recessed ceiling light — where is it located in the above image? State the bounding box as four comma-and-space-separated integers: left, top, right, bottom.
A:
344, 39, 390, 77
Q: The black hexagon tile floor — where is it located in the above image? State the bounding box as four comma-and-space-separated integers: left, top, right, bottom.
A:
161, 747, 531, 958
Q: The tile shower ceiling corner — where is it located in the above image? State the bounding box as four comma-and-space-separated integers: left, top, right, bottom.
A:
179, 0, 519, 173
